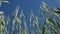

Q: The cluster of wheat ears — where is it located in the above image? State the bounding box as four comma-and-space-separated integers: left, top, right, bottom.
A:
0, 1, 60, 34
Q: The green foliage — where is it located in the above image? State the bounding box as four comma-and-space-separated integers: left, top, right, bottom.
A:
0, 2, 60, 34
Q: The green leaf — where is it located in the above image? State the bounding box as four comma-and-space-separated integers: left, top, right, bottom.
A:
15, 17, 20, 23
56, 32, 60, 34
12, 6, 19, 19
5, 16, 10, 25
42, 20, 46, 34
47, 17, 57, 26
53, 11, 60, 14
30, 10, 34, 23
57, 8, 60, 10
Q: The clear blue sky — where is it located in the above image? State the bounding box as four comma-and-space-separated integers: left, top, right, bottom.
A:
0, 0, 60, 34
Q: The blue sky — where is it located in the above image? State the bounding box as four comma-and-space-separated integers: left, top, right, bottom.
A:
0, 0, 60, 16
0, 0, 60, 34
